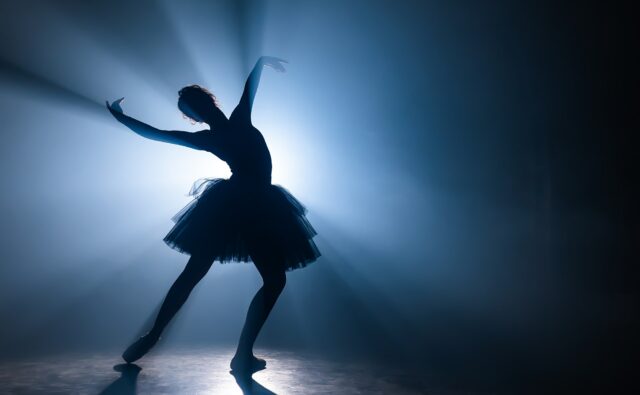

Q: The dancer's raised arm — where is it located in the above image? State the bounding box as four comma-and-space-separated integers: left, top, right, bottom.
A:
231, 56, 287, 123
107, 98, 207, 150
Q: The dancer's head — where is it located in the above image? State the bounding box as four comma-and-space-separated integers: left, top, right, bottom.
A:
178, 85, 222, 125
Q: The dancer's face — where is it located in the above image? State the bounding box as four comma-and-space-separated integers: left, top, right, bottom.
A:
178, 96, 212, 124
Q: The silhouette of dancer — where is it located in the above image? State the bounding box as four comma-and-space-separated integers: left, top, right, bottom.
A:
106, 56, 320, 373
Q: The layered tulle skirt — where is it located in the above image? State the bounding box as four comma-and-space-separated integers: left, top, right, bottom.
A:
163, 178, 320, 270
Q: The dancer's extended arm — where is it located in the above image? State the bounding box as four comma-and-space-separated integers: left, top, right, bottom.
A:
231, 56, 288, 123
106, 98, 207, 150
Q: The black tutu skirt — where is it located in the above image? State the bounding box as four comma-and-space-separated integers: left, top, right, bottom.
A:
163, 178, 321, 270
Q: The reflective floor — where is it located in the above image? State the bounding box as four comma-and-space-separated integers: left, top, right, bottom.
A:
0, 347, 451, 394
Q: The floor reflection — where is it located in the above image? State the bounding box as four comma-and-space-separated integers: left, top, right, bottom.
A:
0, 347, 433, 394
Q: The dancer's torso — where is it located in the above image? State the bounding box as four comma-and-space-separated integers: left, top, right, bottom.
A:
200, 118, 272, 187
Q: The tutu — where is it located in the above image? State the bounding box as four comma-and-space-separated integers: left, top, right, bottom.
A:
164, 177, 321, 271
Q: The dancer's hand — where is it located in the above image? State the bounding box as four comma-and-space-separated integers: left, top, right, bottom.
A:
260, 56, 288, 72
106, 97, 125, 115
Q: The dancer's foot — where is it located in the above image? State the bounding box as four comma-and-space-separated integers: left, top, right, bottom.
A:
122, 332, 159, 363
230, 354, 267, 373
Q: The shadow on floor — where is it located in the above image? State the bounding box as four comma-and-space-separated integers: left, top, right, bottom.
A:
231, 370, 277, 395
99, 363, 141, 395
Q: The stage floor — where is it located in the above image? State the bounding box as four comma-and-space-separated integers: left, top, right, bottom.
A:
0, 347, 451, 394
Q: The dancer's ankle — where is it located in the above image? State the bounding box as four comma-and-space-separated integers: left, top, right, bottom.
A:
147, 328, 161, 340
233, 349, 252, 360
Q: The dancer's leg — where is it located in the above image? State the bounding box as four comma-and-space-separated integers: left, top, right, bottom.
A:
122, 253, 214, 362
232, 253, 286, 370
148, 253, 214, 337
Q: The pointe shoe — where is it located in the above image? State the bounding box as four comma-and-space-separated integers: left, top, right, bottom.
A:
122, 333, 159, 363
230, 354, 267, 373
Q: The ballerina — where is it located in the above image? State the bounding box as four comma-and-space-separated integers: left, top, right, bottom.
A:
106, 56, 320, 373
